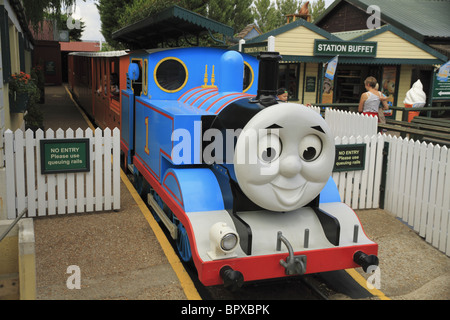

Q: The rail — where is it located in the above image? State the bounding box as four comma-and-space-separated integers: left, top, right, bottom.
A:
0, 208, 27, 242
311, 104, 449, 119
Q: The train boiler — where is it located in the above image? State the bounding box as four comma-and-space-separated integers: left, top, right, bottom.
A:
119, 47, 379, 290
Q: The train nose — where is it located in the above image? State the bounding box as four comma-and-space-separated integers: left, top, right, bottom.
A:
280, 155, 302, 178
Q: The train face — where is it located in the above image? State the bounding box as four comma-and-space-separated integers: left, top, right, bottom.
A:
87, 46, 378, 289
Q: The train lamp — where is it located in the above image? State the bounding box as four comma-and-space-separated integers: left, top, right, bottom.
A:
207, 222, 239, 259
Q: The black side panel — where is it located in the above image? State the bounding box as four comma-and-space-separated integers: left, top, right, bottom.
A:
311, 206, 341, 246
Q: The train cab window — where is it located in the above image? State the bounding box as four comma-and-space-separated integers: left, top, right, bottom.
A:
95, 59, 102, 94
154, 57, 188, 93
131, 59, 143, 96
102, 59, 108, 97
143, 59, 148, 96
243, 61, 254, 93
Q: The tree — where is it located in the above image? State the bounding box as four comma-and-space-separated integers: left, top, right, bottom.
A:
252, 0, 278, 33
22, 0, 81, 30
310, 0, 326, 22
97, 0, 134, 49
206, 0, 234, 26
232, 0, 255, 34
275, 0, 302, 26
46, 12, 86, 41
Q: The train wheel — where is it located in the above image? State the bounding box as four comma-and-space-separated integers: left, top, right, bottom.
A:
133, 172, 149, 197
176, 222, 192, 262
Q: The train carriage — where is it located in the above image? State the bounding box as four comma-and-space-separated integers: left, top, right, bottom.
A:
69, 46, 378, 290
68, 51, 129, 130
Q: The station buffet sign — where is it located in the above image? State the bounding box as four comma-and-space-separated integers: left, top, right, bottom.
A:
314, 40, 377, 57
40, 138, 90, 174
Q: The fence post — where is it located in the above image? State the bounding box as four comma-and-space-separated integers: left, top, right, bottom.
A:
379, 140, 389, 209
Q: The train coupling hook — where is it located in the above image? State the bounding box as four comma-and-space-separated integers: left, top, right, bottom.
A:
353, 251, 379, 273
277, 231, 307, 275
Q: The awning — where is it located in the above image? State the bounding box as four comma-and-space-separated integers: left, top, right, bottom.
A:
281, 55, 445, 65
112, 5, 234, 49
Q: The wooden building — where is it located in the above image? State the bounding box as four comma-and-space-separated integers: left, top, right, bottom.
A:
235, 0, 448, 108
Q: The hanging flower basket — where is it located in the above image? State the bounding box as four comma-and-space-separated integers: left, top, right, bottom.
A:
8, 72, 39, 113
9, 90, 31, 113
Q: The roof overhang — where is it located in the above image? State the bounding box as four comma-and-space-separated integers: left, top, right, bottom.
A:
112, 5, 234, 49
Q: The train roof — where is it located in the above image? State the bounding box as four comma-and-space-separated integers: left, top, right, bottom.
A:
68, 50, 129, 57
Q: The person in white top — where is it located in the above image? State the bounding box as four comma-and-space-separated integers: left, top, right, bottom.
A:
358, 76, 389, 119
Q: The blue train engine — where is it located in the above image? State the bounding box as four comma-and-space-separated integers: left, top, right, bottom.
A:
120, 47, 378, 289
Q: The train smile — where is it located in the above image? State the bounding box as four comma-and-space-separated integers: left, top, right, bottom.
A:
271, 182, 308, 207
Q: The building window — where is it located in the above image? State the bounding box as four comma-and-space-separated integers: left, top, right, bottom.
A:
278, 63, 300, 101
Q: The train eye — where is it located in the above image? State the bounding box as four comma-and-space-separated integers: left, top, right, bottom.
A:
258, 134, 282, 163
299, 135, 322, 162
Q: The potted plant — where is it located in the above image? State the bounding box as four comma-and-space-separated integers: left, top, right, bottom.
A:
9, 71, 40, 113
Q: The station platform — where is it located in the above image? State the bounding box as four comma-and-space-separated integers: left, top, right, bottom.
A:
33, 86, 449, 300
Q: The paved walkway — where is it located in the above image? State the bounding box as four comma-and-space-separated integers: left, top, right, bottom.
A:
34, 86, 194, 300
34, 86, 450, 300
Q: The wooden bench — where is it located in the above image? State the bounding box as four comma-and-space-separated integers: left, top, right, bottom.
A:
386, 118, 450, 134
411, 116, 450, 128
378, 122, 450, 146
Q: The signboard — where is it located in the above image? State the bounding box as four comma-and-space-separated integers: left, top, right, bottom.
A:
432, 68, 450, 101
333, 144, 366, 172
305, 76, 316, 92
45, 61, 56, 75
241, 42, 268, 55
40, 139, 90, 174
314, 40, 377, 57
325, 55, 338, 80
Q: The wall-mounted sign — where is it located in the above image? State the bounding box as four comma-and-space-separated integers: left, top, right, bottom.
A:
40, 139, 90, 174
432, 68, 450, 101
45, 61, 56, 75
333, 144, 366, 172
241, 42, 268, 55
305, 76, 316, 92
314, 40, 377, 57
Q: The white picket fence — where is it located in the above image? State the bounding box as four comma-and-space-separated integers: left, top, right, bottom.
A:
322, 108, 449, 256
324, 108, 378, 138
332, 134, 385, 210
4, 127, 121, 219
384, 136, 450, 256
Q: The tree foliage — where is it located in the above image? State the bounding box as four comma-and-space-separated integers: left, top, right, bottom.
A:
97, 0, 328, 48
96, 0, 134, 49
252, 0, 278, 33
310, 0, 326, 22
45, 12, 86, 41
22, 0, 81, 29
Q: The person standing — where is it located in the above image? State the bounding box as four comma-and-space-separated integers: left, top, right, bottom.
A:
358, 76, 388, 118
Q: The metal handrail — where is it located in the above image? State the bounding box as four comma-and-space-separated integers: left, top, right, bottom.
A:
0, 208, 28, 242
